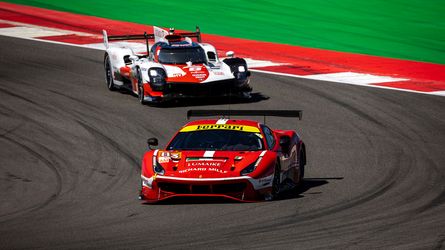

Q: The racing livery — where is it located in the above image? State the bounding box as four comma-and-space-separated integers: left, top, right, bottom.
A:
140, 110, 307, 203
103, 26, 252, 104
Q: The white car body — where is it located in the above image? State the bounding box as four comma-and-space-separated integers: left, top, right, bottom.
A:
103, 26, 251, 104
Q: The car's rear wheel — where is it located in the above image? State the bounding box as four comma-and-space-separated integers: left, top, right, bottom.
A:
104, 54, 116, 91
271, 161, 281, 200
298, 146, 306, 184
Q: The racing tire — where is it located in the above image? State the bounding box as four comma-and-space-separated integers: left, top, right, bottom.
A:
138, 84, 146, 105
136, 67, 146, 105
138, 179, 144, 200
271, 161, 281, 200
299, 152, 305, 184
104, 54, 116, 91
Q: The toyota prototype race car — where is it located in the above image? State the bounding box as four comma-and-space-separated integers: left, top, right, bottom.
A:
103, 26, 252, 104
139, 110, 307, 203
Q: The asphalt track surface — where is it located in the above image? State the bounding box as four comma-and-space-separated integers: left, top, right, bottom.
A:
0, 36, 444, 249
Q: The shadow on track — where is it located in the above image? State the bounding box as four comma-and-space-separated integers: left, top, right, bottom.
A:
278, 177, 344, 201
150, 92, 269, 108
143, 196, 244, 206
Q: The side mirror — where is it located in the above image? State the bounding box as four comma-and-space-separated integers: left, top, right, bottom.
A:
226, 51, 235, 58
279, 136, 291, 148
147, 137, 158, 149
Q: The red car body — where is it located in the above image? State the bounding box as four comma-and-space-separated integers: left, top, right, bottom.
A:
139, 110, 306, 203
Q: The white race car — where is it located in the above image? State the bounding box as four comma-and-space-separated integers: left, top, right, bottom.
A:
103, 26, 252, 104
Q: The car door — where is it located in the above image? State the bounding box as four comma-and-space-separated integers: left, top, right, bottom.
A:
262, 125, 284, 180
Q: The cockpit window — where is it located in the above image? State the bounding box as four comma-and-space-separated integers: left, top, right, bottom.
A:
158, 47, 206, 64
167, 130, 264, 151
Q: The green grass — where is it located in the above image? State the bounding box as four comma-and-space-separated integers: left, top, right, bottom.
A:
5, 0, 445, 64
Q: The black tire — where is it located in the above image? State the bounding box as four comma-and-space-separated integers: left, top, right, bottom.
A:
299, 145, 306, 183
104, 54, 116, 91
271, 161, 281, 200
136, 67, 146, 105
138, 84, 145, 104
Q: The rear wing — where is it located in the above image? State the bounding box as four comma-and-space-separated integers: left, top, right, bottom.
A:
172, 26, 202, 42
187, 110, 303, 123
102, 26, 202, 55
103, 30, 154, 53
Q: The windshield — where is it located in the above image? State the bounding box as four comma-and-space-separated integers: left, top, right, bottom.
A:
167, 130, 264, 151
158, 47, 206, 64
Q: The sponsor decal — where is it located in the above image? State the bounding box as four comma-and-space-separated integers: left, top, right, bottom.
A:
171, 151, 182, 160
182, 65, 208, 81
158, 156, 170, 163
157, 151, 171, 163
192, 73, 207, 79
186, 161, 223, 167
186, 66, 202, 71
258, 175, 273, 185
178, 167, 228, 174
179, 159, 228, 174
180, 124, 260, 133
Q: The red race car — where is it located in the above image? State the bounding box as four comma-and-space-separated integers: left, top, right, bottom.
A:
139, 110, 306, 203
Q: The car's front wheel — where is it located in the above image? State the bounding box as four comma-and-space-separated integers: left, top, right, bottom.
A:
104, 53, 116, 91
138, 84, 146, 104
136, 67, 146, 105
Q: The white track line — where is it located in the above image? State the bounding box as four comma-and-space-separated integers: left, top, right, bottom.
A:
250, 69, 444, 97
0, 26, 69, 38
304, 72, 408, 85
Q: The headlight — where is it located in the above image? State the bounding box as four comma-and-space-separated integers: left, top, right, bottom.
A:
153, 161, 165, 175
240, 160, 257, 176
234, 65, 248, 82
149, 69, 158, 77
148, 68, 166, 91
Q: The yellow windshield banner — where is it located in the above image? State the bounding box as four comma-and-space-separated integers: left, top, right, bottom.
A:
180, 124, 260, 133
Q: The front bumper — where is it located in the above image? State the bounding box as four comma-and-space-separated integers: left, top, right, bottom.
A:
144, 79, 252, 103
140, 175, 271, 203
